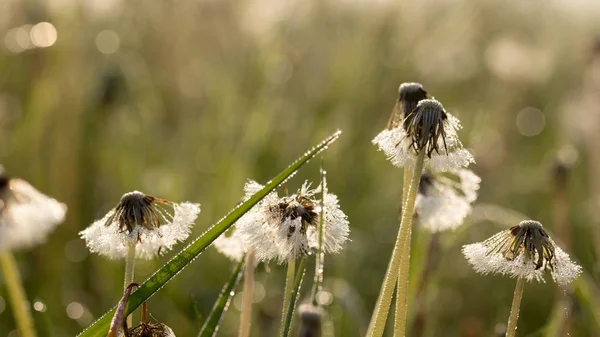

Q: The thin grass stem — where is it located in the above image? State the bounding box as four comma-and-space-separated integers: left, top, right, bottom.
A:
311, 160, 327, 306
280, 258, 296, 332
281, 256, 308, 337
506, 277, 526, 337
367, 149, 426, 337
0, 252, 37, 337
238, 249, 255, 337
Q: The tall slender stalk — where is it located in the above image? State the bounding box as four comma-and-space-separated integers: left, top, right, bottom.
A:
506, 277, 526, 337
281, 257, 308, 337
280, 258, 297, 331
311, 162, 327, 306
123, 241, 136, 327
394, 150, 426, 337
367, 149, 426, 337
410, 233, 440, 337
238, 249, 255, 337
0, 252, 37, 337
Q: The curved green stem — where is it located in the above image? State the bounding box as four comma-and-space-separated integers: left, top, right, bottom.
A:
367, 149, 426, 337
238, 249, 255, 337
123, 242, 136, 327
0, 252, 37, 337
506, 277, 526, 337
281, 257, 307, 337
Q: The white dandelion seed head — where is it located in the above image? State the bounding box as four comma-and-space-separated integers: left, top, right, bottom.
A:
462, 221, 582, 285
372, 112, 474, 172
80, 193, 200, 260
415, 169, 480, 232
235, 180, 350, 263
0, 178, 67, 253
213, 227, 247, 262
308, 192, 350, 254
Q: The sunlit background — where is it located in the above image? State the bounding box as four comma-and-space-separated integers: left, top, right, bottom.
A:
2, 0, 600, 336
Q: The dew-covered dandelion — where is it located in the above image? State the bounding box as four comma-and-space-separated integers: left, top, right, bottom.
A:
415, 169, 480, 232
233, 180, 349, 263
373, 99, 474, 172
463, 220, 581, 337
462, 220, 581, 285
388, 82, 429, 130
0, 165, 67, 252
80, 191, 200, 260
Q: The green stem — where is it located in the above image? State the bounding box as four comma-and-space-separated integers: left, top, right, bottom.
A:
238, 249, 255, 337
281, 256, 308, 337
367, 149, 426, 337
124, 242, 136, 327
0, 252, 37, 337
280, 259, 296, 332
506, 277, 526, 337
311, 162, 327, 306
394, 150, 426, 337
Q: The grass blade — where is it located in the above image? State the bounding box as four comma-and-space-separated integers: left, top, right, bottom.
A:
198, 259, 244, 337
280, 257, 307, 337
77, 130, 342, 337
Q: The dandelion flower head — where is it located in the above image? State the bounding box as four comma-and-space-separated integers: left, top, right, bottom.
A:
80, 191, 200, 260
0, 166, 67, 252
415, 169, 480, 232
462, 220, 582, 285
373, 98, 474, 172
389, 82, 428, 130
235, 180, 350, 263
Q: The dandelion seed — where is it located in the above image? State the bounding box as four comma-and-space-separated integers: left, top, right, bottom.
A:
462, 220, 581, 285
0, 165, 67, 252
373, 98, 474, 172
80, 191, 200, 260
235, 180, 349, 263
213, 228, 247, 262
415, 169, 480, 232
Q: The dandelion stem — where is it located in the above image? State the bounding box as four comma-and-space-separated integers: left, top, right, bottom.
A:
0, 252, 37, 337
238, 249, 255, 337
123, 241, 136, 327
394, 150, 426, 337
367, 148, 426, 337
280, 258, 296, 332
311, 161, 327, 306
410, 233, 440, 337
281, 256, 308, 337
506, 277, 526, 337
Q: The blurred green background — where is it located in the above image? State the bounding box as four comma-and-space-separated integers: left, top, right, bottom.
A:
2, 0, 600, 336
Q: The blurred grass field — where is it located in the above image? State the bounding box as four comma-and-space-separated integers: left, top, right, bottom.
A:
2, 0, 600, 336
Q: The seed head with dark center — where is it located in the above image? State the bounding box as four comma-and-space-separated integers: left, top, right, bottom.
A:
272, 195, 319, 239
406, 99, 448, 158
389, 82, 428, 129
418, 173, 435, 196
486, 220, 556, 270
105, 191, 172, 233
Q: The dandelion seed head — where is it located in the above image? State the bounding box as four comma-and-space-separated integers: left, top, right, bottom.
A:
80, 192, 200, 260
393, 82, 428, 130
416, 169, 480, 232
128, 320, 176, 337
373, 98, 474, 172
462, 220, 582, 285
213, 228, 247, 262
0, 174, 66, 253
235, 180, 349, 263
